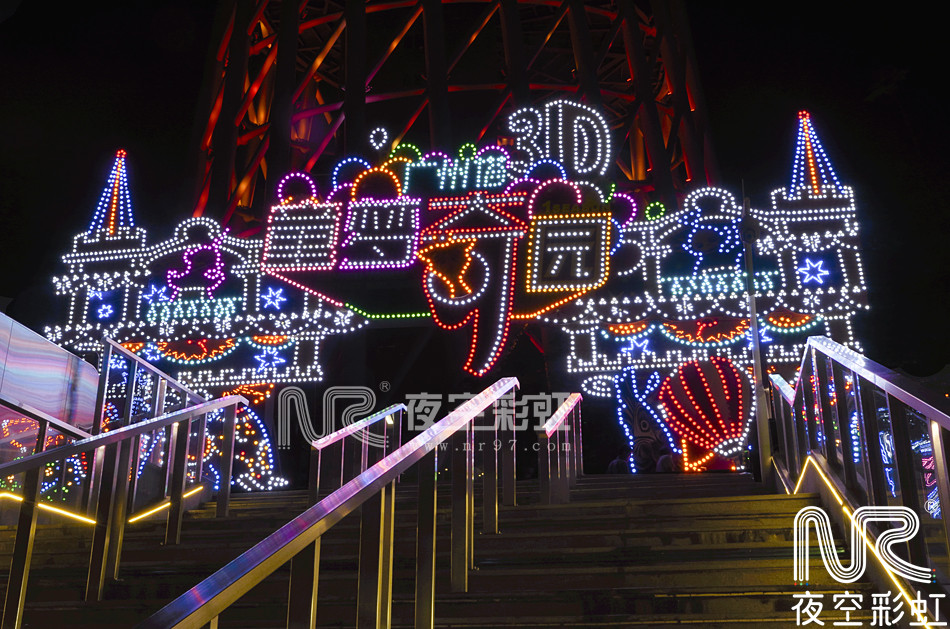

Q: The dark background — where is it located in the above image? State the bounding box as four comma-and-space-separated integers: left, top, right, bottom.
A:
1, 0, 947, 378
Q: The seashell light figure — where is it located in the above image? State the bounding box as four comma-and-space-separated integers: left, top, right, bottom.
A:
657, 356, 752, 463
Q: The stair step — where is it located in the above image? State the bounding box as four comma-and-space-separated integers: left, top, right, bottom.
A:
2, 475, 857, 627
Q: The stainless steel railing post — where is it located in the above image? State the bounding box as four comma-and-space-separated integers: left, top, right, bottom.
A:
482, 405, 499, 535
1, 465, 42, 629
450, 426, 472, 592
216, 404, 238, 518
286, 539, 321, 628
86, 441, 120, 601
414, 448, 438, 629
165, 416, 192, 545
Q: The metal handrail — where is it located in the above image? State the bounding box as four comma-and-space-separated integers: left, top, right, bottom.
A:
538, 393, 582, 437
807, 336, 950, 428
307, 403, 408, 505
138, 377, 520, 629
1, 334, 252, 629
0, 392, 91, 441
0, 396, 247, 478
769, 372, 796, 405
536, 393, 583, 505
311, 403, 407, 449
767, 335, 950, 625
103, 338, 207, 404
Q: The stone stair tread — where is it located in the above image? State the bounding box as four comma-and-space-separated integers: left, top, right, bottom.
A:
3, 475, 863, 627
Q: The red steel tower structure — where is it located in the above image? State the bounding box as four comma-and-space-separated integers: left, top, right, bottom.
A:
192, 0, 716, 232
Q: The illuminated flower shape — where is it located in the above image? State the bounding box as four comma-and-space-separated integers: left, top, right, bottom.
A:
657, 356, 750, 457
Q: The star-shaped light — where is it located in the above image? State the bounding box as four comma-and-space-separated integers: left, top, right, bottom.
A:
621, 338, 650, 356
97, 304, 114, 319
797, 258, 830, 284
142, 343, 164, 362
261, 287, 287, 310
141, 284, 170, 303
255, 347, 286, 372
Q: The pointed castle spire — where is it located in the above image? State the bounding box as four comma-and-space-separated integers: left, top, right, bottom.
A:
65, 148, 146, 264
87, 149, 135, 235
789, 111, 843, 195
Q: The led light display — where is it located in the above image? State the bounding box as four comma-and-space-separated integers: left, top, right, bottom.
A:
657, 356, 752, 464
42, 105, 870, 479
539, 111, 867, 471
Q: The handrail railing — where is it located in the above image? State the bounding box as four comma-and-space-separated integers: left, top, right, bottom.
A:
537, 393, 583, 505
768, 335, 950, 625
308, 403, 407, 504
0, 333, 250, 629
138, 377, 520, 629
103, 337, 207, 405
311, 404, 406, 450
0, 392, 91, 441
0, 396, 246, 477
84, 337, 209, 521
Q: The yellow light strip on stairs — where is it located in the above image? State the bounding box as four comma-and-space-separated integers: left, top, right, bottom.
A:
773, 460, 793, 495
0, 485, 207, 527
791, 455, 933, 628
127, 486, 205, 524
0, 492, 96, 525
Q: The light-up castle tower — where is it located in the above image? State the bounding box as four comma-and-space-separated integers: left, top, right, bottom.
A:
50, 150, 147, 352
46, 152, 363, 391
44, 105, 869, 481
45, 151, 372, 493
760, 111, 868, 350
544, 110, 867, 471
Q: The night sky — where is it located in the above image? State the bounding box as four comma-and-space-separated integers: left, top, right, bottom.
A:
1, 2, 947, 375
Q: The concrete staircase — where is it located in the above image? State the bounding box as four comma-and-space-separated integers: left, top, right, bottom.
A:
1, 473, 868, 627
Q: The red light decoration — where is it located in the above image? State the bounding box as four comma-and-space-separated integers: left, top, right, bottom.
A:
416, 196, 525, 376
657, 356, 750, 460
221, 382, 275, 406
661, 317, 750, 345
157, 338, 237, 362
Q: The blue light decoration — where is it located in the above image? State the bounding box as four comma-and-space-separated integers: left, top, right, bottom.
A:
797, 258, 831, 284
679, 210, 744, 274
880, 429, 897, 498
108, 354, 127, 371
613, 368, 684, 473
141, 342, 164, 362
97, 304, 114, 319
141, 284, 170, 304
543, 110, 867, 472
42, 103, 872, 484
255, 347, 287, 372
86, 149, 136, 234
260, 287, 287, 310
849, 412, 862, 464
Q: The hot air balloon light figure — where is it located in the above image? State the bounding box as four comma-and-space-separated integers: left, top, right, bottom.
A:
656, 356, 752, 471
